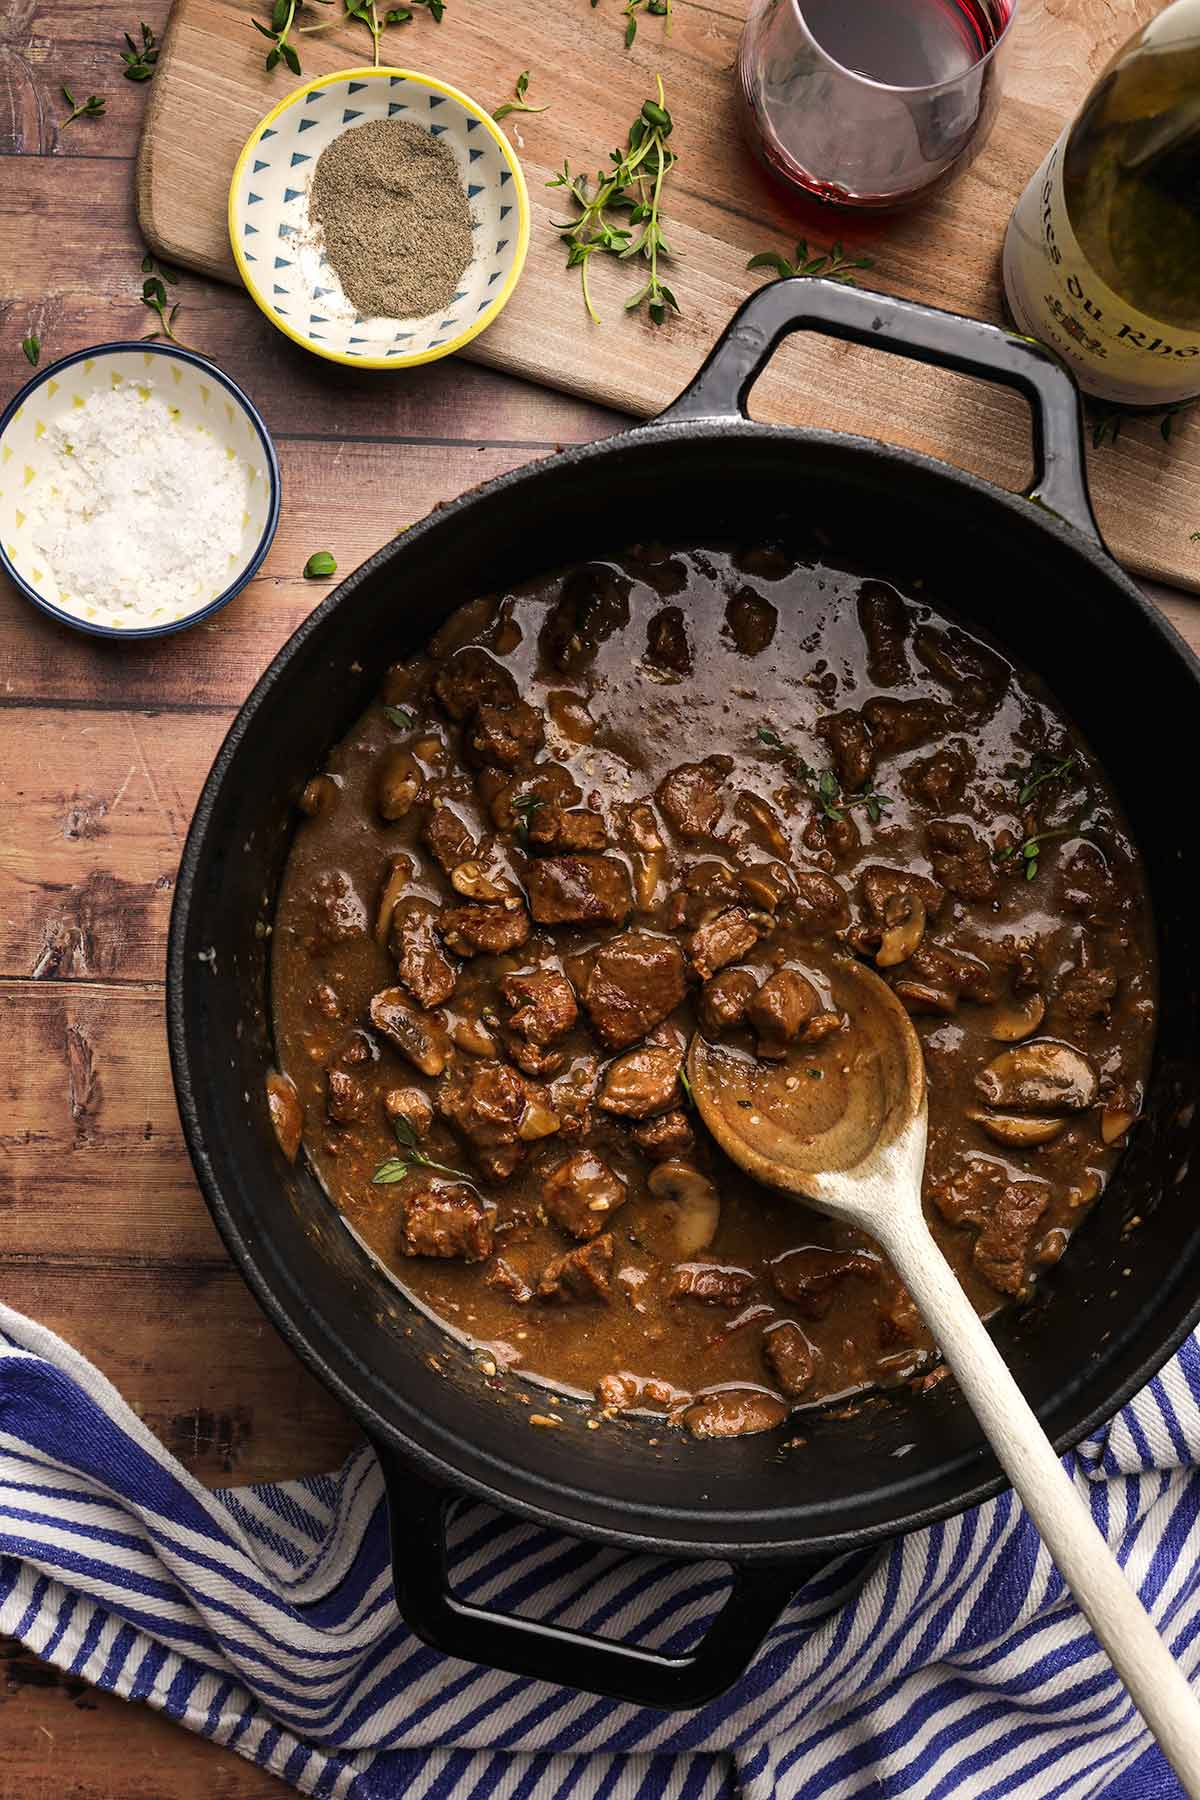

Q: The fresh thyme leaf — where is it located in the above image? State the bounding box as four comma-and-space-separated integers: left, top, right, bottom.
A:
548, 76, 678, 326
512, 792, 547, 844
292, 0, 445, 69
21, 335, 40, 367
493, 68, 549, 121
746, 237, 873, 287
620, 0, 670, 47
1191, 532, 1200, 543
373, 1156, 414, 1184
374, 1115, 472, 1185
1016, 753, 1077, 807
121, 20, 158, 79
303, 549, 337, 579
383, 704, 416, 729
678, 1064, 695, 1109
60, 86, 106, 125
392, 1115, 419, 1151
139, 252, 192, 347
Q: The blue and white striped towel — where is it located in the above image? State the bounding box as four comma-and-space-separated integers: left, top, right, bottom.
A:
1, 1300, 1197, 1800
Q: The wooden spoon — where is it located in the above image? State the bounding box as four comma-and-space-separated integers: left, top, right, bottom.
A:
689, 957, 1200, 1795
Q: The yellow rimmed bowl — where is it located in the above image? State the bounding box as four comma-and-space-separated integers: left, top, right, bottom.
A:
228, 67, 531, 370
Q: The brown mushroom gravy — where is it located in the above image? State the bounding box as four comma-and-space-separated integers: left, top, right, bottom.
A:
269, 545, 1156, 1440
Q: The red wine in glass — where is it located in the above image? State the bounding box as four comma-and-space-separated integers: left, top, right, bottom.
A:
738, 0, 1019, 210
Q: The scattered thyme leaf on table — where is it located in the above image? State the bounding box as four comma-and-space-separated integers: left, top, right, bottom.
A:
60, 86, 106, 126
120, 21, 159, 80
304, 550, 337, 579
21, 335, 40, 368
139, 251, 191, 347
548, 77, 679, 326
493, 70, 549, 121
746, 238, 873, 285
291, 0, 446, 71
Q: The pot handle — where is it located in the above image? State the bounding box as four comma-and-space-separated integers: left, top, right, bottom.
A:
654, 278, 1102, 544
376, 1445, 819, 1709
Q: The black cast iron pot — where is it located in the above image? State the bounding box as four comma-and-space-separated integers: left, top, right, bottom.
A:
168, 280, 1200, 1712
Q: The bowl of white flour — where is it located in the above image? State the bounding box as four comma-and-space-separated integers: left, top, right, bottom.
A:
0, 341, 280, 637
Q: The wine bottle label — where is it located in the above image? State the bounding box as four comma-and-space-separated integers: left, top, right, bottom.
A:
1003, 139, 1200, 407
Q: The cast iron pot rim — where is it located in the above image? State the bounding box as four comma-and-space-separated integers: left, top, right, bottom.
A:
167, 414, 1200, 1564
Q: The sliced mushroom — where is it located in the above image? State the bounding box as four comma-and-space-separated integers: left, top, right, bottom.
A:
735, 791, 791, 859
627, 802, 667, 913
369, 987, 451, 1077
647, 1160, 721, 1256
375, 853, 414, 944
875, 892, 926, 969
266, 1070, 303, 1162
1101, 1106, 1138, 1145
298, 774, 338, 818
990, 991, 1046, 1042
450, 860, 521, 907
974, 1040, 1099, 1114
377, 748, 425, 821
967, 1108, 1067, 1148
452, 1015, 498, 1058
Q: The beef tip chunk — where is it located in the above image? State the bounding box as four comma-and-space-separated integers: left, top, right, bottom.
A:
929, 1161, 1047, 1295
816, 710, 875, 791
791, 870, 852, 934
595, 1372, 687, 1413
399, 1178, 493, 1262
266, 1071, 303, 1163
1059, 843, 1122, 919
540, 566, 632, 673
857, 581, 911, 686
630, 1109, 694, 1162
671, 1263, 754, 1306
723, 587, 778, 657
893, 940, 996, 1014
863, 696, 956, 756
384, 1084, 434, 1138
802, 807, 861, 867
526, 805, 608, 853
486, 1257, 533, 1304
542, 1149, 627, 1239
437, 1060, 553, 1181
645, 605, 692, 676
326, 1066, 371, 1124
860, 865, 945, 925
683, 1389, 787, 1439
1056, 962, 1118, 1020
879, 1287, 924, 1348
762, 1321, 817, 1397
370, 987, 451, 1077
747, 968, 820, 1059
914, 625, 1009, 713
432, 646, 518, 721
390, 898, 457, 1009
466, 701, 545, 771
538, 1232, 614, 1302
902, 745, 972, 812
926, 820, 999, 904
525, 856, 632, 927
439, 902, 531, 958
598, 1044, 682, 1118
501, 970, 577, 1077
376, 748, 425, 821
581, 931, 688, 1049
687, 907, 762, 981
665, 860, 742, 932
699, 967, 758, 1037
771, 1246, 879, 1319
422, 804, 478, 874
656, 757, 732, 839
301, 869, 368, 955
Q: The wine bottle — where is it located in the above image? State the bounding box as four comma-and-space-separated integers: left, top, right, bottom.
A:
1003, 0, 1200, 408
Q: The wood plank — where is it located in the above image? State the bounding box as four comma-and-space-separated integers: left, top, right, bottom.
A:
128, 0, 1200, 591
0, 1639, 294, 1797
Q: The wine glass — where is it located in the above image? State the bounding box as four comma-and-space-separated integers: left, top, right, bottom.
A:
737, 0, 1020, 210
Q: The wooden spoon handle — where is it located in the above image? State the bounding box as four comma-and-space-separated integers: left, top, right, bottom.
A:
879, 1206, 1200, 1796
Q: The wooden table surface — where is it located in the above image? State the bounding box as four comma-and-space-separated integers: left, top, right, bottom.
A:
2, 3, 1198, 1793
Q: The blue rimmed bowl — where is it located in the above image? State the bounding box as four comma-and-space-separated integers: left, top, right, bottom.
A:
0, 342, 280, 640
228, 66, 530, 370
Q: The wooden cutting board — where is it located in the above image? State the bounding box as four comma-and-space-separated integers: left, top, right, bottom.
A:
137, 0, 1200, 592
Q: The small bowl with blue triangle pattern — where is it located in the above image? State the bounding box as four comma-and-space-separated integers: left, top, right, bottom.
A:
229, 66, 530, 370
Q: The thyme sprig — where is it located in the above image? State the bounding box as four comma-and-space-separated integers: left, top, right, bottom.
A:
755, 726, 891, 825
1015, 752, 1077, 807
140, 252, 187, 345
373, 1115, 472, 1186
60, 86, 106, 126
120, 21, 158, 80
252, 0, 305, 75
994, 825, 1082, 883
548, 78, 679, 326
288, 0, 445, 71
747, 238, 873, 286
382, 705, 415, 729
493, 69, 548, 122
1091, 400, 1191, 449
621, 0, 670, 48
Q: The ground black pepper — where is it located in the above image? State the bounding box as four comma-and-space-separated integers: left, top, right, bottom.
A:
309, 118, 474, 321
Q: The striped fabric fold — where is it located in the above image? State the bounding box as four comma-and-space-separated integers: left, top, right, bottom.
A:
0, 1303, 1195, 1800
